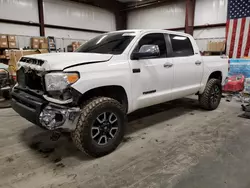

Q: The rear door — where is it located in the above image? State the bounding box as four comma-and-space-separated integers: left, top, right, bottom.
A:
130, 33, 174, 110
168, 34, 203, 99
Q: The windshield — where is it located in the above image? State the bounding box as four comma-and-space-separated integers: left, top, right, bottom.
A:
76, 32, 136, 55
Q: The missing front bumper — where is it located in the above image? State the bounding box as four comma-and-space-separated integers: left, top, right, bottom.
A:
11, 88, 81, 131
39, 104, 81, 131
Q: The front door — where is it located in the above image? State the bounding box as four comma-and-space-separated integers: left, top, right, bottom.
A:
130, 33, 174, 110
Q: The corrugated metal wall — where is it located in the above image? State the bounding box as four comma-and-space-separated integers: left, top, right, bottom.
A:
127, 0, 228, 51
0, 0, 115, 50
0, 0, 39, 22
194, 0, 227, 25
0, 0, 229, 51
194, 27, 226, 51
194, 0, 227, 51
44, 0, 115, 32
127, 1, 186, 29
0, 0, 40, 36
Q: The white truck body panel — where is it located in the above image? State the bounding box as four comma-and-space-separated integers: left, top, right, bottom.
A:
199, 56, 228, 93
19, 53, 113, 71
17, 29, 229, 114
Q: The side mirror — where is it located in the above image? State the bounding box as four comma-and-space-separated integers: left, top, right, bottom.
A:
132, 45, 160, 60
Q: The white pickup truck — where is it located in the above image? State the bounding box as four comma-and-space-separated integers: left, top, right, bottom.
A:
11, 30, 228, 157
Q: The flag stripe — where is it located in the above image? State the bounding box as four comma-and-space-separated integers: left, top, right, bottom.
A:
237, 18, 246, 58
233, 18, 242, 58
244, 20, 250, 57
226, 20, 230, 41
226, 20, 233, 56
241, 18, 250, 57
229, 19, 238, 58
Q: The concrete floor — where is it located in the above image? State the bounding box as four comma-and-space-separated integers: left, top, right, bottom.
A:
0, 97, 250, 188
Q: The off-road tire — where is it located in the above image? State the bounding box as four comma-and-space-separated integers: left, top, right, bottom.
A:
72, 97, 126, 157
199, 78, 222, 110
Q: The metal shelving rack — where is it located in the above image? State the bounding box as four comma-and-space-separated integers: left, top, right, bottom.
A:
47, 36, 57, 53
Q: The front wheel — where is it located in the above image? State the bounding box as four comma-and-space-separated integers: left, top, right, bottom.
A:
199, 79, 222, 110
72, 97, 126, 157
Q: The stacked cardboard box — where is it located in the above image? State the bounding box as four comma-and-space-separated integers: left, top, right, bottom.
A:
31, 37, 40, 49
0, 34, 16, 49
31, 37, 48, 49
0, 35, 8, 48
39, 38, 48, 49
8, 35, 17, 49
72, 42, 81, 51
207, 41, 225, 52
0, 50, 10, 59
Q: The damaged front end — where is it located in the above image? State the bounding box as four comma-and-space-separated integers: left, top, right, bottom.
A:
39, 104, 80, 131
11, 85, 81, 131
12, 57, 82, 131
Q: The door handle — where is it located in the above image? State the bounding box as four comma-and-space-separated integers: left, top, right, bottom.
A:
163, 63, 173, 68
195, 61, 202, 65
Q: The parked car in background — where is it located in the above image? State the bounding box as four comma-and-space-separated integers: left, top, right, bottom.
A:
11, 30, 229, 157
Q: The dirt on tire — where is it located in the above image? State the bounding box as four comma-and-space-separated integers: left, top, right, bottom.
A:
72, 97, 126, 158
199, 78, 222, 110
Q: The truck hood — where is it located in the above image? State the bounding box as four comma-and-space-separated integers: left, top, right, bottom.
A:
19, 52, 113, 71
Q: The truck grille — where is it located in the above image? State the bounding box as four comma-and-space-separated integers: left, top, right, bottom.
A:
17, 68, 44, 91
20, 57, 45, 66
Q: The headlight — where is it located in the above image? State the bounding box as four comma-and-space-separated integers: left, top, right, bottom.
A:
45, 72, 79, 91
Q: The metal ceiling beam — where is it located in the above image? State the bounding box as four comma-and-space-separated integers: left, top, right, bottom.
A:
121, 0, 172, 11
116, 11, 127, 30
38, 0, 45, 36
0, 19, 40, 27
194, 23, 226, 29
45, 24, 107, 33
185, 0, 195, 35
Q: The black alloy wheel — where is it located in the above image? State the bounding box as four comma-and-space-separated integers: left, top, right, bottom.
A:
91, 112, 119, 146
210, 84, 221, 105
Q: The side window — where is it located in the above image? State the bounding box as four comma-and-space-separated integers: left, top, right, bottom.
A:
170, 34, 194, 57
135, 33, 167, 58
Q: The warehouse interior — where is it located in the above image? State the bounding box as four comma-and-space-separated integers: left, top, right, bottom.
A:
0, 0, 227, 54
0, 0, 250, 187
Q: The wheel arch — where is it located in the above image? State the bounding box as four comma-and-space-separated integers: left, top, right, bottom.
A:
78, 85, 129, 113
199, 71, 223, 94
208, 71, 222, 82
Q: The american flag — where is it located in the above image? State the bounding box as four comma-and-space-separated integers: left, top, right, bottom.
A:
226, 0, 250, 58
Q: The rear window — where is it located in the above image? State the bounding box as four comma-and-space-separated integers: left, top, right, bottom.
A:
170, 34, 194, 57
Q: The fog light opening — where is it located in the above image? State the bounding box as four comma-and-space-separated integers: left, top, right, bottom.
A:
55, 113, 64, 122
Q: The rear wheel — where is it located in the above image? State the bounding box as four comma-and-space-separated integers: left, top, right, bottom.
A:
72, 97, 126, 157
199, 78, 222, 110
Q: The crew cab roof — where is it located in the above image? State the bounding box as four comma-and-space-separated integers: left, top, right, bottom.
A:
108, 29, 192, 38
